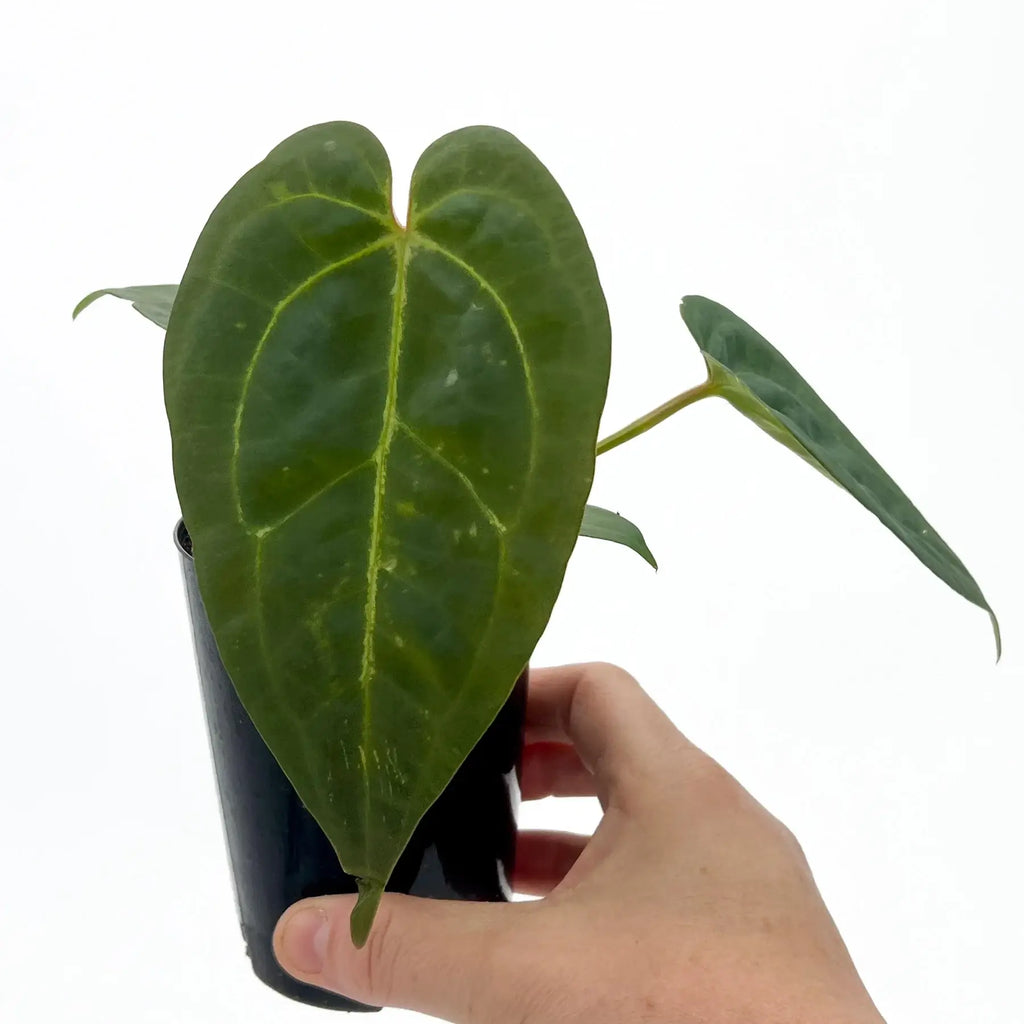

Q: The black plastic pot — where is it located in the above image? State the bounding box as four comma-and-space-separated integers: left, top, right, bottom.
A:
175, 520, 525, 1012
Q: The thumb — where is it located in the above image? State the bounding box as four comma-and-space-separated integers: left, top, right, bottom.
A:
273, 892, 520, 1018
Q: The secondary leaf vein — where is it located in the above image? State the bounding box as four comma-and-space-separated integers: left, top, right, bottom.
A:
263, 192, 392, 226
230, 234, 396, 526
396, 419, 507, 535
253, 458, 375, 538
411, 236, 539, 426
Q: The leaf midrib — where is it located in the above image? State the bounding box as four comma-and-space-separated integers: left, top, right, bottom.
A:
356, 227, 409, 870
229, 201, 544, 867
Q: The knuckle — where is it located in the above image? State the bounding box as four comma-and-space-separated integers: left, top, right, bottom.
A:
584, 661, 637, 689
687, 752, 741, 799
686, 760, 810, 863
774, 818, 809, 863
682, 756, 775, 826
570, 662, 637, 724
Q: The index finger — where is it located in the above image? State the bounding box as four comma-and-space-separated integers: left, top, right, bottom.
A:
524, 662, 692, 803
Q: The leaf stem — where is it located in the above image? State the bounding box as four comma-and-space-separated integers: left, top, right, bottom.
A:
596, 377, 718, 455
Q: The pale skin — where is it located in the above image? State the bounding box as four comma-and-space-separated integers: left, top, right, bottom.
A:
274, 662, 886, 1023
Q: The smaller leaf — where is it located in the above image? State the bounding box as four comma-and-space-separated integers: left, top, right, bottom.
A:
680, 295, 999, 657
580, 504, 658, 569
73, 284, 179, 329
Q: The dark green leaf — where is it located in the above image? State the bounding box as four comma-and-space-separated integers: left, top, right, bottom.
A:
73, 284, 178, 329
580, 505, 657, 569
164, 122, 611, 944
681, 295, 999, 657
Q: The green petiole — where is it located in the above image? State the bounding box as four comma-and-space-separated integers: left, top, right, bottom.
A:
596, 377, 718, 456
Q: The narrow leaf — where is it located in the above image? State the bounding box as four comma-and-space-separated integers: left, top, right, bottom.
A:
164, 122, 611, 945
73, 284, 178, 329
681, 295, 999, 657
580, 504, 657, 569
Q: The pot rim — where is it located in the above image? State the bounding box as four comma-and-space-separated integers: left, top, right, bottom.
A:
173, 518, 192, 561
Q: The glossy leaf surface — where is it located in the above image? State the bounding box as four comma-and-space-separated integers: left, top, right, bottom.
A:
580, 505, 657, 568
681, 295, 999, 655
74, 286, 628, 574
73, 284, 178, 328
164, 122, 611, 943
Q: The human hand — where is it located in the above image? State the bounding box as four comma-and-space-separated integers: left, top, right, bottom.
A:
274, 662, 885, 1023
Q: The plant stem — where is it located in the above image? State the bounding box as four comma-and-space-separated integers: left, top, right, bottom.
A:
596, 377, 718, 456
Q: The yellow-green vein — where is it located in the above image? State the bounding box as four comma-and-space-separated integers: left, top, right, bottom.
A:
230, 233, 397, 528
357, 230, 410, 860
410, 236, 539, 421
254, 458, 375, 538
396, 419, 508, 537
263, 191, 392, 226
411, 188, 550, 232
410, 234, 540, 527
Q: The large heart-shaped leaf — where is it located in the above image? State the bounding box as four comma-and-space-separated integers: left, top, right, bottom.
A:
681, 295, 999, 656
163, 122, 610, 943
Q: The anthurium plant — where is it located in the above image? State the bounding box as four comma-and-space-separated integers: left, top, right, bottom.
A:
75, 121, 998, 948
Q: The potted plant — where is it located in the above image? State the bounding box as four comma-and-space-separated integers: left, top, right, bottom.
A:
74, 121, 998, 1011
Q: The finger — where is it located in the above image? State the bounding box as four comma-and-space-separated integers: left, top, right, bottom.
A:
520, 741, 596, 800
274, 892, 520, 1020
524, 662, 691, 802
512, 829, 589, 896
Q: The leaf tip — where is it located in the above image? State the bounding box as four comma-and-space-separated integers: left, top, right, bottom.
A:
350, 877, 385, 949
72, 290, 103, 321
990, 609, 1002, 663
678, 294, 711, 317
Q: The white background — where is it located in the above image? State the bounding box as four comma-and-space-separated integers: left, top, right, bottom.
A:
2, 1, 1022, 1021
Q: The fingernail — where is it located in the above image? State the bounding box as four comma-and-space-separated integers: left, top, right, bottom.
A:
279, 905, 329, 975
